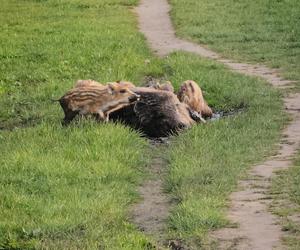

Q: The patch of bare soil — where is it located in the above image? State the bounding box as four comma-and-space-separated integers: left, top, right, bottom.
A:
134, 0, 300, 249
131, 140, 172, 241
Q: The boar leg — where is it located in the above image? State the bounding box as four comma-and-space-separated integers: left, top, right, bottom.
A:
105, 105, 129, 122
95, 110, 106, 122
188, 108, 206, 123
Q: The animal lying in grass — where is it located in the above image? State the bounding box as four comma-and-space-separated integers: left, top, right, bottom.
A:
178, 80, 213, 119
58, 79, 212, 137
111, 80, 213, 137
110, 87, 195, 137
59, 82, 139, 125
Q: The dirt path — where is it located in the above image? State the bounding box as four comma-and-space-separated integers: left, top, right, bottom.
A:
213, 94, 300, 250
134, 0, 300, 249
135, 0, 294, 87
131, 141, 171, 242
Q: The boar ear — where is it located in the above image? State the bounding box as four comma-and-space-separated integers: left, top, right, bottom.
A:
108, 83, 115, 94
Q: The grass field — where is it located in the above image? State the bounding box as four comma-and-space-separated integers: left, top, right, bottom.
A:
169, 0, 300, 83
270, 153, 300, 249
0, 0, 158, 249
0, 123, 152, 249
0, 0, 286, 249
167, 1, 299, 246
0, 0, 164, 129
164, 53, 285, 248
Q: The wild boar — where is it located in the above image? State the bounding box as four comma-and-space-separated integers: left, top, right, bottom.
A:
110, 87, 195, 137
59, 82, 139, 125
177, 80, 213, 119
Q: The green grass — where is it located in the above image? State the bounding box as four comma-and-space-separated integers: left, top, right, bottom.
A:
163, 52, 285, 248
0, 0, 287, 249
169, 0, 300, 83
270, 153, 300, 250
0, 0, 159, 249
0, 122, 152, 249
0, 0, 164, 129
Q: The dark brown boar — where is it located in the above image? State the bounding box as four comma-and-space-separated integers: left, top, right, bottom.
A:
110, 87, 195, 137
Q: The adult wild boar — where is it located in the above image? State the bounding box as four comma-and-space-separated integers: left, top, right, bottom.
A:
110, 87, 196, 137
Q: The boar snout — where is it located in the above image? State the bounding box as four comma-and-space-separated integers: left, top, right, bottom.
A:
129, 94, 140, 102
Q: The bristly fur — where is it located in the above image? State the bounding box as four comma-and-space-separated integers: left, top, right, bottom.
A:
59, 83, 139, 125
177, 80, 213, 118
74, 79, 103, 88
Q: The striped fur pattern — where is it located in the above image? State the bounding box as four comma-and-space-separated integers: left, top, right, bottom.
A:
74, 79, 103, 88
75, 80, 135, 89
59, 82, 139, 125
177, 80, 213, 119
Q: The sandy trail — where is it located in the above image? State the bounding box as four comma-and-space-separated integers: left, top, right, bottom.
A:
133, 0, 300, 249
131, 142, 171, 239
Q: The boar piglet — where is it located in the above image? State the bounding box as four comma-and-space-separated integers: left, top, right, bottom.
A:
59, 83, 139, 125
178, 80, 213, 120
